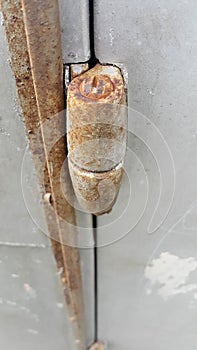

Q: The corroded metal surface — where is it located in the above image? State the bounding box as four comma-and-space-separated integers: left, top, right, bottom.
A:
68, 64, 124, 105
67, 64, 127, 215
69, 160, 123, 215
1, 1, 85, 349
89, 342, 105, 350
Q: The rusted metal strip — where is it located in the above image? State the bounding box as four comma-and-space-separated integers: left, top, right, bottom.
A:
1, 0, 86, 348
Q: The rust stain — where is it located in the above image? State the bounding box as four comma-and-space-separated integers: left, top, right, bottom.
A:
80, 75, 114, 100
67, 64, 127, 215
68, 64, 124, 105
1, 1, 85, 349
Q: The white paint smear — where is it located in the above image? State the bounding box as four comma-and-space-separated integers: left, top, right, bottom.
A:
145, 252, 197, 300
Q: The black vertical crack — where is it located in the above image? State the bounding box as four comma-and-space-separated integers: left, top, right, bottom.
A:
89, 0, 98, 68
92, 214, 98, 343
89, 0, 99, 343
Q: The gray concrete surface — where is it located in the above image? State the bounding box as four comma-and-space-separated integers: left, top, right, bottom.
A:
0, 246, 76, 350
95, 1, 197, 349
0, 14, 48, 246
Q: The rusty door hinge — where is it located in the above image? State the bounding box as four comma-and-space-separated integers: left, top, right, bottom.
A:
67, 63, 127, 216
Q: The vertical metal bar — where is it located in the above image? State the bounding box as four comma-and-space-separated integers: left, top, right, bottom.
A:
1, 0, 86, 348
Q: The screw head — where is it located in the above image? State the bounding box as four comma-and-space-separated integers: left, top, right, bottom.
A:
79, 75, 114, 100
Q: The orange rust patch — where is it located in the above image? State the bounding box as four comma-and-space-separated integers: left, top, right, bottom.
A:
80, 75, 114, 100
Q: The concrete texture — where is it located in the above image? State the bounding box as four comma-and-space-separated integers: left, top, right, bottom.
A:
95, 1, 197, 349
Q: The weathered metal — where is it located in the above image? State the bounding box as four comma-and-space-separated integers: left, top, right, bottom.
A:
1, 0, 86, 348
89, 342, 105, 350
67, 64, 127, 215
70, 63, 89, 80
